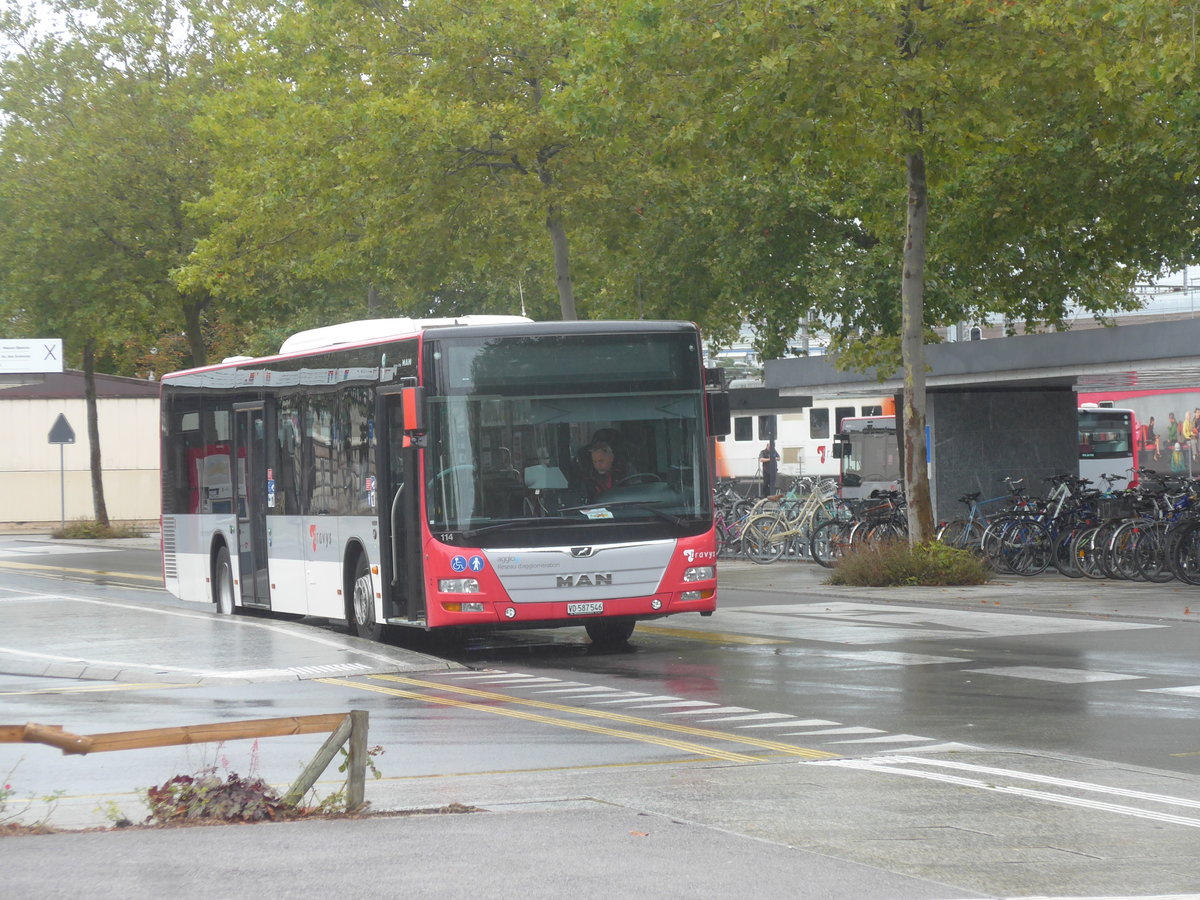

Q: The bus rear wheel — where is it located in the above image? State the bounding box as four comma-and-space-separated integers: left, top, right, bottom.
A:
213, 545, 235, 615
348, 553, 384, 642
585, 619, 635, 649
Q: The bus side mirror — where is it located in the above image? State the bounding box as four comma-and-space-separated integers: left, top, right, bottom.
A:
706, 391, 731, 437
401, 386, 426, 433
832, 432, 850, 459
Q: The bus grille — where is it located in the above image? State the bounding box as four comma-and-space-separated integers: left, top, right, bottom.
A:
161, 518, 177, 580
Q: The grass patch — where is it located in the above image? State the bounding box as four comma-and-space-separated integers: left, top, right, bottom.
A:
51, 520, 144, 540
826, 540, 993, 587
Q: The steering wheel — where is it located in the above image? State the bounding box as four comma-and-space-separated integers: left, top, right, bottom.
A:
427, 463, 476, 491
616, 472, 662, 487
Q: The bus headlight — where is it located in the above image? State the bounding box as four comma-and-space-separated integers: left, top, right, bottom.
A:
683, 566, 715, 582
439, 578, 480, 593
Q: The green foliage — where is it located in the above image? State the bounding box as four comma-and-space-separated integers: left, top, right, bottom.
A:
51, 521, 145, 540
827, 540, 992, 588
4, 0, 1199, 371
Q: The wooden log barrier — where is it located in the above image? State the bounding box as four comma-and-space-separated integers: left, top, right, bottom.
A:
1, 711, 370, 811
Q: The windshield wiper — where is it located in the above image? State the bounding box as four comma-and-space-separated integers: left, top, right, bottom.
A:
458, 517, 585, 540
558, 501, 689, 527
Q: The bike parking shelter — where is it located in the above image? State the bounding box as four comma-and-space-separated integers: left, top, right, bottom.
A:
766, 318, 1200, 523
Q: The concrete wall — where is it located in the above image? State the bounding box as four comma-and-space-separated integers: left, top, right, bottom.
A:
928, 390, 1077, 525
0, 396, 160, 526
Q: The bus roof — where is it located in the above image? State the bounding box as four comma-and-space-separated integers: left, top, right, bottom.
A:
162, 319, 703, 381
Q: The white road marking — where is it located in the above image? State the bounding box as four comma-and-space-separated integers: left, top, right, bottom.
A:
699, 712, 796, 723
815, 756, 1200, 827
704, 602, 1164, 645
815, 650, 969, 666
619, 700, 723, 710
595, 695, 683, 705
782, 726, 884, 736
739, 719, 842, 729
0, 544, 116, 558
0, 590, 420, 668
828, 734, 936, 745
663, 706, 754, 716
893, 756, 1200, 810
1140, 684, 1200, 697
965, 666, 1144, 684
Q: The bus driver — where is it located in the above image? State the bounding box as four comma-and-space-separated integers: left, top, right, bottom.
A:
583, 441, 629, 501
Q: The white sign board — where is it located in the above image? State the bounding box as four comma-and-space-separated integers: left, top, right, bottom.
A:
0, 339, 64, 374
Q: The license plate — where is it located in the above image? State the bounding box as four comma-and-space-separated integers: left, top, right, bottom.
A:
567, 602, 604, 616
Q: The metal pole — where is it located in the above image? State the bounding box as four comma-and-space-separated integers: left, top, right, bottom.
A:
60, 444, 66, 530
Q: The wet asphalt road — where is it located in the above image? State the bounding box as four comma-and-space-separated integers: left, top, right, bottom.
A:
3, 535, 1200, 898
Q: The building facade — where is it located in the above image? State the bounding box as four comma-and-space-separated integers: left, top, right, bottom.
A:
0, 371, 160, 528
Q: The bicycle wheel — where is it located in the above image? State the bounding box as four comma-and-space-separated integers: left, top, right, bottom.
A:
1168, 520, 1200, 585
1094, 520, 1127, 580
937, 518, 984, 552
742, 514, 788, 564
981, 516, 1018, 572
1071, 525, 1106, 580
998, 518, 1051, 576
1051, 527, 1084, 578
1107, 521, 1145, 581
809, 518, 852, 568
1133, 520, 1174, 583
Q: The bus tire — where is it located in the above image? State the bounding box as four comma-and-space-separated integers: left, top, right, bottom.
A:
585, 619, 635, 649
347, 552, 384, 642
213, 545, 235, 615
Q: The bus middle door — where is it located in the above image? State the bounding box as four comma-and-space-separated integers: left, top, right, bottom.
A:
378, 388, 425, 624
233, 403, 271, 609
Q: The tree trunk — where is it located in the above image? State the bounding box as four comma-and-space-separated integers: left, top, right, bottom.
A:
82, 341, 110, 527
183, 294, 208, 368
901, 147, 935, 543
367, 283, 380, 315
546, 203, 577, 320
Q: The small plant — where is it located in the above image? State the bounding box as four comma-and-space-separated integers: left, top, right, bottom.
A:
0, 767, 60, 836
145, 768, 292, 824
51, 519, 144, 540
0, 777, 15, 822
826, 539, 993, 587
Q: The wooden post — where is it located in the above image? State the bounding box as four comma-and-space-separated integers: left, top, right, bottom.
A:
345, 709, 369, 812
284, 714, 353, 805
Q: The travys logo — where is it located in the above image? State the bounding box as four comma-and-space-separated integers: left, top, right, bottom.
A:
683, 548, 717, 562
309, 524, 334, 552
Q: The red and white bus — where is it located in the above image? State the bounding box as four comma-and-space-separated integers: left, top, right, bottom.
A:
160, 317, 727, 647
715, 395, 895, 487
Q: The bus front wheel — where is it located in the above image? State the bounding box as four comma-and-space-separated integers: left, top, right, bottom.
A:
585, 619, 635, 649
348, 554, 384, 642
213, 545, 235, 615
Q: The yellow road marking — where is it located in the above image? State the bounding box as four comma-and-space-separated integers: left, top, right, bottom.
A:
322, 675, 838, 760
0, 560, 162, 583
635, 624, 784, 645
0, 682, 192, 696
317, 677, 760, 762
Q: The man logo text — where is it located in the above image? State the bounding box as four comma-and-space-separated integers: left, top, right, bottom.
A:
557, 574, 612, 588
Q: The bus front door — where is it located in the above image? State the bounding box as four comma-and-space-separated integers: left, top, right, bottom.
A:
379, 391, 424, 623
233, 404, 271, 608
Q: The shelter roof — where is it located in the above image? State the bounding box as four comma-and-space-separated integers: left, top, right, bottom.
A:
766, 318, 1200, 399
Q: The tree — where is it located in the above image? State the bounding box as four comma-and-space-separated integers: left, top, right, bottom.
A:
185, 0, 660, 324
581, 0, 1200, 540
0, 0, 226, 522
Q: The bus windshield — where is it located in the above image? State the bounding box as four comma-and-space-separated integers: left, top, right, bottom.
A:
424, 332, 711, 540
